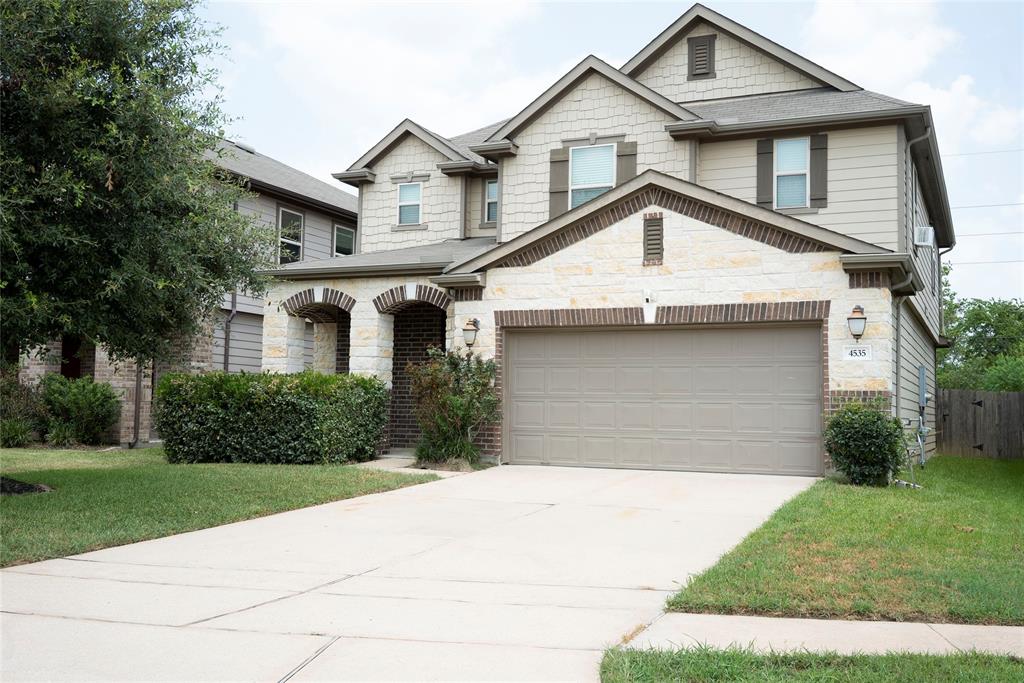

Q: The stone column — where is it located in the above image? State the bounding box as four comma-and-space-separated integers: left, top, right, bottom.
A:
262, 304, 307, 374
349, 300, 394, 385
312, 322, 338, 374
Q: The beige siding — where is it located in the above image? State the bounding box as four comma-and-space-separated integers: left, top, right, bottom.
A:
359, 135, 461, 253
897, 302, 937, 455
908, 173, 942, 335
212, 311, 264, 373
500, 72, 689, 242
698, 126, 900, 250
466, 176, 497, 238
635, 23, 822, 103
235, 192, 340, 263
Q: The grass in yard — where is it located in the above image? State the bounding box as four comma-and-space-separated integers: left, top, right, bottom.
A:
669, 456, 1024, 625
0, 447, 436, 567
601, 647, 1024, 683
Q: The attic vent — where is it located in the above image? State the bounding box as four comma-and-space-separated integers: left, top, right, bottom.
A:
687, 35, 716, 81
643, 214, 664, 264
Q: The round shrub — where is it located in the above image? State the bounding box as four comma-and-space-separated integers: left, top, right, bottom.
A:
154, 371, 389, 465
824, 401, 906, 486
40, 374, 120, 445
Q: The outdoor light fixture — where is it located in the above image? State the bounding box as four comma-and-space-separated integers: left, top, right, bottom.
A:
847, 305, 867, 341
462, 318, 480, 348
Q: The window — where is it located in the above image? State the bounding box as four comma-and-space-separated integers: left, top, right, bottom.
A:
278, 207, 303, 264
397, 182, 421, 225
569, 143, 615, 209
334, 224, 355, 256
485, 179, 498, 223
774, 137, 809, 209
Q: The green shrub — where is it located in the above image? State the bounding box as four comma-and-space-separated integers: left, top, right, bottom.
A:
824, 401, 906, 486
45, 420, 77, 448
407, 348, 500, 465
0, 366, 47, 436
154, 371, 389, 464
0, 418, 33, 448
980, 355, 1024, 392
40, 374, 120, 445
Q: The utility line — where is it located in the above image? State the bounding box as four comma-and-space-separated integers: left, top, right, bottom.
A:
945, 148, 1024, 157
950, 202, 1023, 210
955, 231, 1024, 237
946, 260, 1024, 265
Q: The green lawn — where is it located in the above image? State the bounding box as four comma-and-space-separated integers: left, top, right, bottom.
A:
669, 456, 1024, 625
601, 647, 1024, 683
0, 447, 436, 567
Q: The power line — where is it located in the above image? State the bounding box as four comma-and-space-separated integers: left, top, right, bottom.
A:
947, 260, 1024, 265
956, 231, 1024, 237
945, 148, 1024, 157
950, 202, 1023, 210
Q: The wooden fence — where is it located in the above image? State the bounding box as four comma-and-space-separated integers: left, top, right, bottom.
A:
936, 389, 1024, 459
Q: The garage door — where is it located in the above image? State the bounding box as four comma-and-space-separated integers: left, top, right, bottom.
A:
506, 326, 822, 475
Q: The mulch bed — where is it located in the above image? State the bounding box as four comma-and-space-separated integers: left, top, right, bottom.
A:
0, 477, 52, 496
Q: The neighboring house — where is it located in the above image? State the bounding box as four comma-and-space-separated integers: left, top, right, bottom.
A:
264, 2, 954, 475
20, 140, 358, 445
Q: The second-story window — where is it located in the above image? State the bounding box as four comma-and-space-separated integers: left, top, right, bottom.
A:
569, 143, 616, 209
334, 224, 354, 256
398, 182, 422, 225
485, 179, 498, 223
278, 206, 303, 264
774, 137, 810, 209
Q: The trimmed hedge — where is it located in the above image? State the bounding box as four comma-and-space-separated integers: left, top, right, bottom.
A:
155, 371, 389, 464
824, 400, 906, 486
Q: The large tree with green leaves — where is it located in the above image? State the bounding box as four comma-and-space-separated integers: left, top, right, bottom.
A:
1, 0, 272, 365
937, 264, 1024, 391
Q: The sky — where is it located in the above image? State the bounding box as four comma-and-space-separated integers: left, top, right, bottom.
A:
199, 0, 1024, 301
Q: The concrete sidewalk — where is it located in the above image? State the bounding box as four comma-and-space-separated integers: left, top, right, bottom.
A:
629, 612, 1024, 656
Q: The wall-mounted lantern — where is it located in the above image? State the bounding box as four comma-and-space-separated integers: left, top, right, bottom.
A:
462, 318, 480, 348
847, 305, 867, 341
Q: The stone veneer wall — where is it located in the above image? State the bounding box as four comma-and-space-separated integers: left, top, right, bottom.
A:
634, 22, 822, 102
389, 303, 447, 449
499, 72, 690, 242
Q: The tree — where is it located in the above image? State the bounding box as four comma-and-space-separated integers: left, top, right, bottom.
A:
1, 0, 273, 366
937, 264, 1024, 391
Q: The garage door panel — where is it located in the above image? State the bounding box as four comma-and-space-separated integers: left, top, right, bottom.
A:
507, 327, 822, 475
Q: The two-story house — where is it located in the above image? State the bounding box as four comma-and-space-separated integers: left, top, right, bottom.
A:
21, 140, 358, 445
264, 3, 953, 475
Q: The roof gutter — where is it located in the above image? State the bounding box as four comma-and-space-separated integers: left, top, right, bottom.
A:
247, 178, 358, 220
263, 261, 451, 280
665, 106, 928, 140
839, 253, 923, 295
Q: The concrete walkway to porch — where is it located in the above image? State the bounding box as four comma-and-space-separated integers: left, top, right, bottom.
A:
628, 612, 1024, 656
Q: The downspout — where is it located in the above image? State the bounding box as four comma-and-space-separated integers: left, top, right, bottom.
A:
222, 291, 238, 372
890, 270, 915, 423
938, 246, 953, 332
130, 360, 143, 448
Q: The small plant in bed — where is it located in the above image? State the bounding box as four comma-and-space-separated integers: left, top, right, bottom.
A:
824, 400, 905, 485
408, 348, 500, 467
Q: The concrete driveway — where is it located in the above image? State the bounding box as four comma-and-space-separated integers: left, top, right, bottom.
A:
1, 465, 813, 681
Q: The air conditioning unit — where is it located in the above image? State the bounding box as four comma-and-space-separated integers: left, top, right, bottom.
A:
914, 225, 935, 248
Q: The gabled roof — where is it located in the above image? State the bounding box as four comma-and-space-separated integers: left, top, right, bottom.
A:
683, 89, 918, 126
621, 3, 859, 93
345, 119, 470, 172
446, 170, 885, 274
482, 55, 698, 144
207, 140, 358, 216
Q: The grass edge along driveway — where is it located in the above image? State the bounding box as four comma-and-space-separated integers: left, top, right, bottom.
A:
668, 456, 1024, 625
1, 447, 436, 567
601, 646, 1024, 683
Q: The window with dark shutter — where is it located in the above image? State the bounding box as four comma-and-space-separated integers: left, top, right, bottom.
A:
643, 216, 664, 264
687, 35, 716, 81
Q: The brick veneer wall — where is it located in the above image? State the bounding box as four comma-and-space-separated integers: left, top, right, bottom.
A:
389, 302, 447, 449
335, 312, 351, 374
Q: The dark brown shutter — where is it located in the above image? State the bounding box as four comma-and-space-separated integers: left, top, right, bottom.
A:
549, 147, 569, 219
756, 138, 773, 209
616, 141, 637, 185
810, 134, 828, 208
687, 35, 716, 80
643, 217, 664, 262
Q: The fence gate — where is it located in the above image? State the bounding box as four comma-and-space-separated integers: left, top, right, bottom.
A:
937, 389, 1024, 459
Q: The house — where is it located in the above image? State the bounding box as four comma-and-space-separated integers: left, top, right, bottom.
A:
20, 140, 358, 445
262, 3, 953, 475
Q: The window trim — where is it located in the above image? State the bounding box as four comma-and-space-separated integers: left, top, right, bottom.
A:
276, 204, 305, 264
397, 181, 422, 226
333, 223, 355, 257
568, 143, 617, 210
484, 179, 499, 225
773, 137, 810, 210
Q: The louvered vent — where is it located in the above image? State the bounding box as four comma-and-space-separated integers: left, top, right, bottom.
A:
644, 217, 664, 263
692, 44, 710, 74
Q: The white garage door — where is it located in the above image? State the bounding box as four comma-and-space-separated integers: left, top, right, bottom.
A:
506, 326, 823, 475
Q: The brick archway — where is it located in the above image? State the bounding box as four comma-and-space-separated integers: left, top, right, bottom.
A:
373, 284, 451, 315
280, 287, 356, 374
